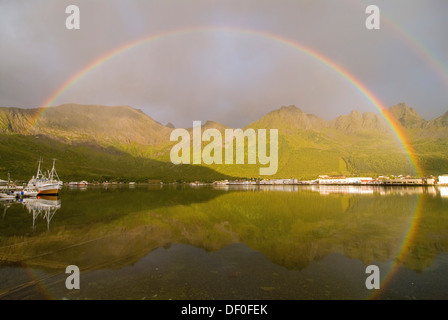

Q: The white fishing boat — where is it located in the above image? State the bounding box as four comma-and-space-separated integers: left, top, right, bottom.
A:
0, 173, 17, 193
29, 160, 63, 196
22, 183, 39, 197
0, 173, 18, 198
0, 191, 17, 199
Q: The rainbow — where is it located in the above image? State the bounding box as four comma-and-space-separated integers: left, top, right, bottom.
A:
34, 26, 423, 176
388, 20, 448, 90
352, 0, 448, 89
28, 23, 435, 300
368, 193, 425, 300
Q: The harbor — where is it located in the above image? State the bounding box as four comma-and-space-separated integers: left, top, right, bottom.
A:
0, 160, 62, 199
3, 169, 448, 195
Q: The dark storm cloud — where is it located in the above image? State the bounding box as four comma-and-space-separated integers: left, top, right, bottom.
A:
1, 0, 447, 127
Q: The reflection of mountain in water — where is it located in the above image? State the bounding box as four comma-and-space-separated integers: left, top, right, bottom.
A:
22, 196, 61, 231
0, 186, 447, 274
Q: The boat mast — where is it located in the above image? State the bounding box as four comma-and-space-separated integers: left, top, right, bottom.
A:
36, 159, 42, 180
50, 159, 60, 182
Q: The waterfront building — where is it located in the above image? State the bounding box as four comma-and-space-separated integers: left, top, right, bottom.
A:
439, 175, 448, 185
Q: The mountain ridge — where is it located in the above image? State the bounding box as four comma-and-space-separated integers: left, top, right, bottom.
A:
1, 102, 447, 180
2, 102, 447, 136
0, 103, 173, 146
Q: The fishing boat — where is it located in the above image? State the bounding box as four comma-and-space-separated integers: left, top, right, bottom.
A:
22, 183, 39, 197
0, 173, 17, 193
0, 192, 17, 199
0, 173, 19, 198
29, 160, 63, 196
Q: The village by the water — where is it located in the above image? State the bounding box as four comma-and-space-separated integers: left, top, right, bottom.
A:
201, 174, 448, 187
1, 159, 448, 200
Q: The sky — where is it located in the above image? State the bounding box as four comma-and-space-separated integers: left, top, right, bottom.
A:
0, 0, 447, 128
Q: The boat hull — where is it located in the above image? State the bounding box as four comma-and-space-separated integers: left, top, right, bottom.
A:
37, 183, 62, 195
38, 189, 60, 195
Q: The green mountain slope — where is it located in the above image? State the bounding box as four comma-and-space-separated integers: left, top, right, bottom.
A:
0, 134, 230, 182
1, 103, 447, 181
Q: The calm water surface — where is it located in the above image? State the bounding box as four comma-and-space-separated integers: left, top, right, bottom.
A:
0, 184, 447, 300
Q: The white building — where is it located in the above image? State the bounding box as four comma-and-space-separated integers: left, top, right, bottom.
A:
318, 176, 374, 185
346, 177, 373, 184
439, 175, 448, 185
318, 176, 347, 185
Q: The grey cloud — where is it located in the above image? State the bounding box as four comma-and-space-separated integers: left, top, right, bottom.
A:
1, 0, 447, 126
